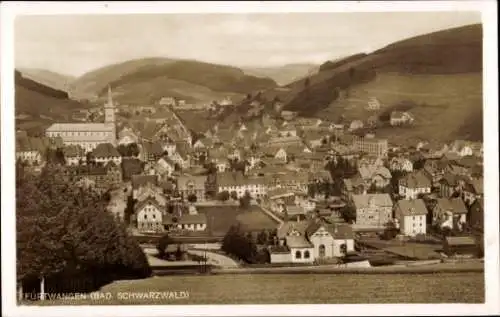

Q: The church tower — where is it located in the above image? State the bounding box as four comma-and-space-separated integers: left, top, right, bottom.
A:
104, 85, 117, 145
104, 85, 116, 124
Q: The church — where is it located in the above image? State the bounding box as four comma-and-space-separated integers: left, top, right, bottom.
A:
46, 87, 117, 153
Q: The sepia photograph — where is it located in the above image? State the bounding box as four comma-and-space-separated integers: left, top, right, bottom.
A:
1, 1, 498, 316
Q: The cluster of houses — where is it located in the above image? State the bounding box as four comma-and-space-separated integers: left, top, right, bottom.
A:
16, 95, 484, 263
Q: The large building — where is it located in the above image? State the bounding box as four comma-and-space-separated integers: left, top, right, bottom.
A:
352, 136, 388, 158
45, 87, 117, 152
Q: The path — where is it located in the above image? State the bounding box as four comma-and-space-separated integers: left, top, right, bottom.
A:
259, 205, 284, 225
187, 249, 239, 268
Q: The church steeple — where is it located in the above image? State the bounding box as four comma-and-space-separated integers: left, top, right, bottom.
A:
104, 85, 115, 124
106, 85, 114, 107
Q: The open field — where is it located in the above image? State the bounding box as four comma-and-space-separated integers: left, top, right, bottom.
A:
316, 72, 482, 145
25, 272, 484, 305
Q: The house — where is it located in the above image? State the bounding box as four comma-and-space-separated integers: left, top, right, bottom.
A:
121, 158, 144, 181
389, 156, 413, 172
390, 111, 414, 126
169, 145, 191, 170
217, 172, 267, 199
271, 220, 355, 264
468, 198, 484, 230
171, 206, 208, 232
432, 198, 468, 230
140, 141, 166, 162
439, 173, 469, 198
349, 120, 364, 131
63, 145, 86, 166
268, 171, 309, 193
91, 143, 122, 165
306, 221, 355, 258
149, 157, 175, 180
394, 199, 428, 236
118, 127, 139, 145
443, 236, 479, 257
274, 222, 314, 264
63, 163, 121, 194
135, 197, 164, 233
351, 194, 393, 227
462, 177, 483, 205
357, 164, 392, 189
366, 97, 380, 110
132, 174, 158, 199
341, 176, 367, 202
398, 171, 432, 200
423, 159, 448, 188
177, 175, 207, 202
135, 184, 168, 207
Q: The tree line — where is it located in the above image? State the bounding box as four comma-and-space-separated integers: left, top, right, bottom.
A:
16, 164, 151, 300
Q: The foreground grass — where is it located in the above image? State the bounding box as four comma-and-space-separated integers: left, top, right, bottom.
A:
25, 272, 484, 305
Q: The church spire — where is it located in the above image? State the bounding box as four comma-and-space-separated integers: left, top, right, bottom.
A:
107, 85, 113, 107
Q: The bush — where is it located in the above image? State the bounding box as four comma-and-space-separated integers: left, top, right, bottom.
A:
217, 191, 230, 201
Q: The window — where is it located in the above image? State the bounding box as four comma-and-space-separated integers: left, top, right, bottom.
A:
319, 245, 326, 258
295, 251, 302, 259
144, 214, 147, 219
304, 251, 310, 259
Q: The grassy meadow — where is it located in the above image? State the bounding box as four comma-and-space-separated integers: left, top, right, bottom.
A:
317, 72, 482, 145
26, 272, 484, 305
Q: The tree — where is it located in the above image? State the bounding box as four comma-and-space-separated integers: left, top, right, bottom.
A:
128, 143, 140, 157
187, 194, 197, 203
117, 144, 130, 157
217, 191, 230, 202
157, 234, 174, 259
17, 165, 151, 297
256, 230, 268, 245
340, 206, 356, 223
239, 191, 252, 209
230, 191, 238, 201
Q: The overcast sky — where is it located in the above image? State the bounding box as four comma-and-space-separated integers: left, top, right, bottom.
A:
15, 12, 481, 77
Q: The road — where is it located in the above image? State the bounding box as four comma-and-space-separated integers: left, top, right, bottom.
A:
187, 249, 240, 268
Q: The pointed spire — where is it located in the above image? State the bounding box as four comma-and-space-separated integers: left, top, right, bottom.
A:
107, 85, 113, 107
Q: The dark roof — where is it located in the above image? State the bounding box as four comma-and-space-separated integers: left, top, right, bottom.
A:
178, 213, 207, 224
131, 174, 158, 189
395, 199, 428, 216
435, 198, 468, 214
121, 158, 143, 178
92, 143, 120, 158
400, 171, 432, 188
268, 245, 290, 254
63, 145, 86, 157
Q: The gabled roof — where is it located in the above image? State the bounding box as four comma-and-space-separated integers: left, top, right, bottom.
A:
395, 199, 428, 216
352, 194, 393, 209
285, 235, 313, 248
92, 143, 120, 158
121, 158, 143, 178
135, 197, 163, 213
132, 174, 158, 189
434, 198, 468, 214
400, 171, 432, 188
63, 145, 86, 158
358, 165, 392, 180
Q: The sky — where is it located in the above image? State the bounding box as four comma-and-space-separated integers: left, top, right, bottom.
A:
14, 12, 482, 77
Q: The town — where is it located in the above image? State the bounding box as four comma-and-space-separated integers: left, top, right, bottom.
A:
16, 87, 484, 272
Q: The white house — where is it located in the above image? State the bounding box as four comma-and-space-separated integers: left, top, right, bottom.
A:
394, 199, 428, 236
217, 172, 268, 199
174, 206, 207, 232
135, 197, 164, 233
306, 222, 355, 258
398, 171, 432, 200
118, 127, 139, 145
63, 145, 86, 166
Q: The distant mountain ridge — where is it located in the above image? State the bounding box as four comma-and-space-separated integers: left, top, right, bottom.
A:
69, 58, 278, 105
242, 63, 320, 86
18, 68, 75, 93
